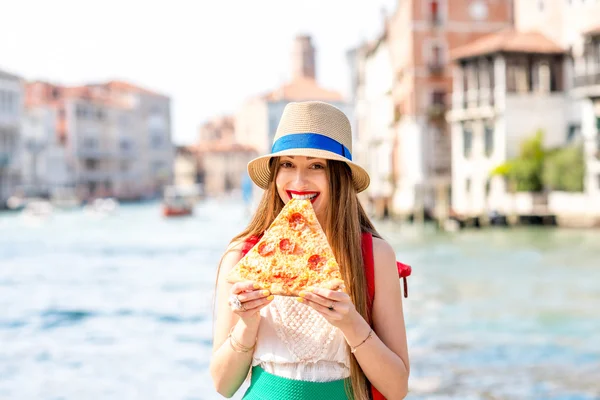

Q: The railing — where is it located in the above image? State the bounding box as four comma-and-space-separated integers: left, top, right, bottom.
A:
76, 148, 114, 158
427, 104, 447, 121
77, 170, 112, 181
428, 63, 444, 75
573, 72, 600, 87
455, 88, 496, 109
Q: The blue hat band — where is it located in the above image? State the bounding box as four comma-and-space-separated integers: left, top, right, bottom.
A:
271, 133, 352, 161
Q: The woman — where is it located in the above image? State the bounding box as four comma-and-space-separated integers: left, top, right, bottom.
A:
210, 101, 409, 399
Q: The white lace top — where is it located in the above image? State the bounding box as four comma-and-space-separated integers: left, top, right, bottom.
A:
252, 296, 351, 382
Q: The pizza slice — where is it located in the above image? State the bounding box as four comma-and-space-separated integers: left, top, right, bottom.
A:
226, 198, 345, 296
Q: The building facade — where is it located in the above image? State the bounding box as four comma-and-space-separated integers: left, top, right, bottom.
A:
384, 0, 514, 217
0, 69, 24, 208
447, 0, 600, 222
20, 105, 71, 196
25, 80, 173, 201
449, 31, 567, 216
350, 30, 396, 218
196, 115, 257, 197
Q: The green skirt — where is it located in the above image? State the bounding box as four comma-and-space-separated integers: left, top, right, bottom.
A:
242, 366, 351, 400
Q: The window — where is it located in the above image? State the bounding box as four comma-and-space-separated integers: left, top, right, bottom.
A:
479, 59, 491, 89
538, 0, 545, 11
429, 43, 445, 74
596, 123, 600, 159
151, 135, 162, 149
484, 123, 494, 156
485, 179, 491, 196
466, 178, 471, 193
85, 159, 98, 170
506, 61, 517, 92
532, 60, 551, 93
463, 124, 473, 158
120, 139, 132, 151
0, 91, 17, 116
466, 64, 479, 91
76, 105, 87, 118
567, 124, 581, 143
432, 90, 446, 105
152, 161, 165, 174
507, 58, 529, 93
430, 43, 445, 72
83, 137, 97, 149
430, 0, 441, 24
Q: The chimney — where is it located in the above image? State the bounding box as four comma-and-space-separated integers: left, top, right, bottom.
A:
291, 35, 316, 80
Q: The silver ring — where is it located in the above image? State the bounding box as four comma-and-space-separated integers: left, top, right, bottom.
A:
229, 294, 245, 311
328, 302, 335, 311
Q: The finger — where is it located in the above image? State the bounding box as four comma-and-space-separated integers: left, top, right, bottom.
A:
231, 281, 261, 294
298, 297, 339, 318
238, 295, 274, 313
305, 288, 349, 302
237, 289, 270, 302
299, 291, 332, 309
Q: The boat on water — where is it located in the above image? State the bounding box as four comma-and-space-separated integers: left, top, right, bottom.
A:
21, 199, 54, 221
84, 198, 120, 217
162, 185, 201, 217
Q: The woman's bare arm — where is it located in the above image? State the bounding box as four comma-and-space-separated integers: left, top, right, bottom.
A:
342, 238, 410, 399
209, 241, 272, 398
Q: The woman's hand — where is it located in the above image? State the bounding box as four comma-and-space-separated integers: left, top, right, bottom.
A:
297, 287, 361, 329
229, 281, 273, 323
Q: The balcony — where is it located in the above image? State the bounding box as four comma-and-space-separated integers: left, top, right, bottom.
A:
428, 62, 444, 76
572, 72, 600, 98
427, 104, 447, 122
77, 170, 112, 181
76, 148, 114, 159
574, 72, 600, 87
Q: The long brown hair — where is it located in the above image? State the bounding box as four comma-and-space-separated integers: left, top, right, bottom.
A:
221, 157, 380, 400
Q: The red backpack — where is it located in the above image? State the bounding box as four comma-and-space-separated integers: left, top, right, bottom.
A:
240, 233, 411, 400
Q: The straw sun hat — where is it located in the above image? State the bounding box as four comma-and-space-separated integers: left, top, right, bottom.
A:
247, 101, 370, 193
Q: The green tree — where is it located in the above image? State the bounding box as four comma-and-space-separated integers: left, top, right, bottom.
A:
491, 130, 545, 192
543, 145, 585, 192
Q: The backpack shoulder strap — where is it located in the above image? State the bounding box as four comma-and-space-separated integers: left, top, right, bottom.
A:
240, 235, 262, 257
361, 232, 376, 313
360, 233, 387, 400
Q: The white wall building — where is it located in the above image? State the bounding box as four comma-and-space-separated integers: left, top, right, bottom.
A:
24, 81, 174, 201
514, 0, 600, 219
354, 34, 395, 216
448, 31, 568, 216
20, 106, 71, 195
0, 69, 23, 207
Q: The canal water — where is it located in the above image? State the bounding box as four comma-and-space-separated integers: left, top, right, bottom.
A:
1, 199, 599, 400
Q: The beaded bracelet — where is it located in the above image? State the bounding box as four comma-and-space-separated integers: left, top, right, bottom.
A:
350, 329, 374, 354
228, 327, 257, 353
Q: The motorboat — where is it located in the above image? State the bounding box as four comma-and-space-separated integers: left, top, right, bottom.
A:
84, 198, 120, 217
162, 185, 199, 217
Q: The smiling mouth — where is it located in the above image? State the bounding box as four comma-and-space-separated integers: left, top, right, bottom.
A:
286, 191, 320, 203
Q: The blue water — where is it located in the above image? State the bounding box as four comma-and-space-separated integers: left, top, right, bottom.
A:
1, 200, 599, 399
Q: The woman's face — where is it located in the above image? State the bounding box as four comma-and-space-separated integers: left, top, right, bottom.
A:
275, 156, 330, 222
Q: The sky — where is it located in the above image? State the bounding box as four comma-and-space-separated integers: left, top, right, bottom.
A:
1, 0, 396, 145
